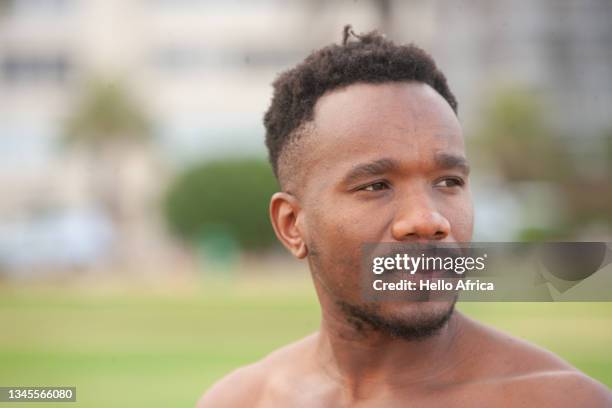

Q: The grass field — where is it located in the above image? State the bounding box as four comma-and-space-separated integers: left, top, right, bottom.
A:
0, 281, 611, 407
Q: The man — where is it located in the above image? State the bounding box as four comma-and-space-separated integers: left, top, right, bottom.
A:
198, 27, 612, 407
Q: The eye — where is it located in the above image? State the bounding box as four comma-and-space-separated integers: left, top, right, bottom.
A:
361, 181, 390, 192
434, 177, 465, 188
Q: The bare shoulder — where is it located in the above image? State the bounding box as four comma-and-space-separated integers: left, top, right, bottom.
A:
196, 334, 317, 408
461, 313, 577, 374
195, 362, 265, 408
459, 314, 612, 407
494, 370, 612, 407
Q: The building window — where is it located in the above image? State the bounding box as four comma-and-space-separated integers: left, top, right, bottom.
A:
1, 54, 72, 84
152, 45, 301, 73
2, 0, 74, 16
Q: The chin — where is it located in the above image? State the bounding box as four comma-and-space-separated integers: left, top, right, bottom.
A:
383, 299, 455, 327
339, 298, 456, 341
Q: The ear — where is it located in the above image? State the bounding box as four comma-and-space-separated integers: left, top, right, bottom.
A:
269, 192, 308, 259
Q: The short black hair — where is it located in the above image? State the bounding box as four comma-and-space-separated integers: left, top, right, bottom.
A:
264, 25, 458, 183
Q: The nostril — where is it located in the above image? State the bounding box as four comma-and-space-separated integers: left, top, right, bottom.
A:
391, 210, 451, 241
427, 230, 448, 241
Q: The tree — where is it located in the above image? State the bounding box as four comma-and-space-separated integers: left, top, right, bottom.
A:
473, 86, 570, 182
164, 158, 279, 252
62, 80, 155, 263
473, 86, 612, 239
64, 80, 150, 146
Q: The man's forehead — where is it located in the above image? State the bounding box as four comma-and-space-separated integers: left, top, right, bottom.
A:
311, 81, 461, 142
281, 82, 463, 194
301, 82, 464, 169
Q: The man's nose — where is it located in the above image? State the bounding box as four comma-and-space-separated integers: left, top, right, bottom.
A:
391, 194, 451, 241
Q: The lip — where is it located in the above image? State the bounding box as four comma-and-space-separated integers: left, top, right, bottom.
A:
382, 268, 449, 279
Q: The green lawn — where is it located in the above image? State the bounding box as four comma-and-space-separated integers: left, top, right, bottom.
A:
0, 283, 610, 407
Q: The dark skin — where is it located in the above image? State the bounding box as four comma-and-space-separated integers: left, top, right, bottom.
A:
198, 82, 612, 407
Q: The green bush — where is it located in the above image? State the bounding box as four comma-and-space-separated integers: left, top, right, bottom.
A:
164, 158, 279, 251
472, 86, 569, 182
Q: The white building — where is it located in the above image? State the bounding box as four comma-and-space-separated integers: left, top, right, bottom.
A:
0, 0, 610, 270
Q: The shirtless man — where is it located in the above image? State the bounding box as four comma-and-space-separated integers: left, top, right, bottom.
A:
197, 28, 612, 407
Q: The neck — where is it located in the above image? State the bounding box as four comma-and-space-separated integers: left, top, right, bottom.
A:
315, 299, 466, 398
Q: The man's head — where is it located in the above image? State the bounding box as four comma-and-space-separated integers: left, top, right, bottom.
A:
265, 27, 473, 341
264, 26, 458, 191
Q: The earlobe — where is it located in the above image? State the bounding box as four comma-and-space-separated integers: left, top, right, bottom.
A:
269, 192, 308, 259
295, 240, 308, 259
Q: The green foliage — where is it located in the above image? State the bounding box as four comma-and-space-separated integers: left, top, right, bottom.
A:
473, 86, 569, 182
605, 130, 612, 171
472, 85, 612, 237
164, 158, 279, 251
517, 227, 569, 242
63, 80, 150, 146
0, 1, 10, 17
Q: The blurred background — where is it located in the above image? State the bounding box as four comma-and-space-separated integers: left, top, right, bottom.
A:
0, 0, 611, 406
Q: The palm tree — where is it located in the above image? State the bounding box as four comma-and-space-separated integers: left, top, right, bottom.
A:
63, 80, 154, 263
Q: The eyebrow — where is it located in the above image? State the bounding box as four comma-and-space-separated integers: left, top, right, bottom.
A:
341, 153, 470, 186
341, 158, 401, 185
434, 153, 471, 175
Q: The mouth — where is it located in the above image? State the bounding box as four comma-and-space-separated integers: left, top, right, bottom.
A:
380, 267, 449, 282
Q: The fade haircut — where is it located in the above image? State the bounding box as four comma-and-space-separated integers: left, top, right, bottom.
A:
263, 25, 458, 189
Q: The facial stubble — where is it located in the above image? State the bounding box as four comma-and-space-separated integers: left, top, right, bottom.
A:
309, 241, 456, 342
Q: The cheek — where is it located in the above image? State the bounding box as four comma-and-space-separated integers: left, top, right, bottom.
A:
306, 206, 351, 253
310, 204, 384, 250
443, 194, 474, 241
304, 207, 366, 299
304, 204, 370, 272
